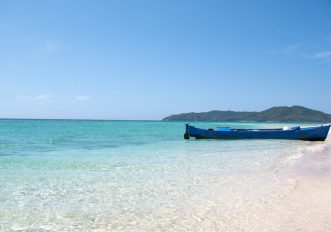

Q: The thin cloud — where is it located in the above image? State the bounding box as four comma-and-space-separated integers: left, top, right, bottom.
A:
16, 94, 54, 102
270, 43, 304, 55
271, 39, 331, 62
72, 96, 91, 102
42, 41, 58, 53
16, 95, 31, 101
312, 50, 331, 59
36, 95, 53, 101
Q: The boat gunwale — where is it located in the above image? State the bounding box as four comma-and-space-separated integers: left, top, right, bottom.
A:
184, 124, 330, 141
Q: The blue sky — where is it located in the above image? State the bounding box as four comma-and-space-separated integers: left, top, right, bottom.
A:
1, 0, 331, 119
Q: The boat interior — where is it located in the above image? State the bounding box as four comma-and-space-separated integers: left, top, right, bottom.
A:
215, 126, 302, 132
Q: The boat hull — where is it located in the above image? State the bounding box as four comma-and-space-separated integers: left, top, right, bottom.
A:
184, 124, 330, 141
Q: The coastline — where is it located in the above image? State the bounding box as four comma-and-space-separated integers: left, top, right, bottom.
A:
160, 135, 331, 232
275, 135, 331, 231
1, 121, 331, 231
118, 135, 331, 231
230, 134, 331, 232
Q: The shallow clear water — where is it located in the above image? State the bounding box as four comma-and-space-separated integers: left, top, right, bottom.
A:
0, 120, 323, 231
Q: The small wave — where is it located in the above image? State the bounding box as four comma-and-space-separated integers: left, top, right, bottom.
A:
280, 139, 329, 166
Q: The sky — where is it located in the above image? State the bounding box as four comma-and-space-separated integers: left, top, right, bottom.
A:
0, 0, 331, 120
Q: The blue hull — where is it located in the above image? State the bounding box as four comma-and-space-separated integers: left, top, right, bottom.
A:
184, 124, 330, 141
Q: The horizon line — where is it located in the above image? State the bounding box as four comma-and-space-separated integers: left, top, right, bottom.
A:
0, 117, 162, 121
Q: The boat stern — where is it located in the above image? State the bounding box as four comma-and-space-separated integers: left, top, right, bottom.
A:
184, 123, 190, 139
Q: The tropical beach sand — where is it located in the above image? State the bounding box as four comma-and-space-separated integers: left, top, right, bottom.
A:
207, 136, 331, 232
154, 136, 331, 232
270, 139, 331, 232
118, 138, 331, 232
275, 177, 331, 231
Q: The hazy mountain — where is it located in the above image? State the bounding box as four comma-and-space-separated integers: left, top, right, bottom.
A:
163, 106, 331, 123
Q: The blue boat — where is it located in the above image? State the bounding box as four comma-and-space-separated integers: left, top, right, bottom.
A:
184, 124, 330, 141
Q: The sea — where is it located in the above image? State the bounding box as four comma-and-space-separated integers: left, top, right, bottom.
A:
0, 119, 328, 231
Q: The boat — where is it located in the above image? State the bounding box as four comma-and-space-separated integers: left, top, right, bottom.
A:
184, 124, 330, 141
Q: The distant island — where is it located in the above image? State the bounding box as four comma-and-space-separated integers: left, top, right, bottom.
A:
163, 106, 331, 123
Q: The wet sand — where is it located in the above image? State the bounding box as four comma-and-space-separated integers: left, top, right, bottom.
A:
278, 138, 331, 232
256, 137, 331, 232
190, 137, 331, 232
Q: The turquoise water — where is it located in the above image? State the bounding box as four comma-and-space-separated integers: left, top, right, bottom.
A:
0, 120, 322, 231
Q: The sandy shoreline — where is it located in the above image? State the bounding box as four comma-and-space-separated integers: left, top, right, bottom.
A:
185, 137, 331, 232
279, 138, 331, 231
279, 177, 331, 231
142, 138, 331, 232
255, 136, 331, 232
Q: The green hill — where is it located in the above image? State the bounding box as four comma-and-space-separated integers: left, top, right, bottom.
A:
163, 106, 331, 123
